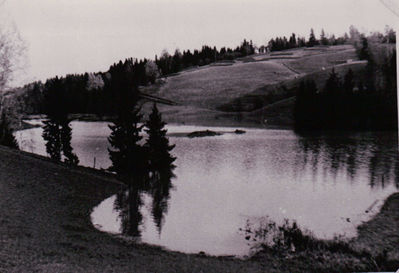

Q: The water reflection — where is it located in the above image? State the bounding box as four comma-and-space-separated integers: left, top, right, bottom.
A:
149, 169, 175, 234
242, 131, 399, 254
114, 162, 175, 237
295, 131, 399, 189
17, 123, 399, 256
114, 184, 143, 236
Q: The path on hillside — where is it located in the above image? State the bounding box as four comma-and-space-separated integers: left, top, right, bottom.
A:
278, 62, 301, 75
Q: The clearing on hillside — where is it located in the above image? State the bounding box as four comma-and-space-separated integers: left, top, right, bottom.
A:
157, 61, 295, 109
141, 45, 362, 127
152, 45, 358, 110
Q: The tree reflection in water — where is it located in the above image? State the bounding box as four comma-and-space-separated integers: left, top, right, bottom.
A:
114, 184, 143, 237
113, 160, 175, 237
149, 168, 175, 234
295, 131, 399, 189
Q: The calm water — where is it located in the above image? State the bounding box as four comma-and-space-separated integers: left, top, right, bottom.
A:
16, 121, 399, 256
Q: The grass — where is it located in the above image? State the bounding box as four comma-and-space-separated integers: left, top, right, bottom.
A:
353, 193, 399, 261
157, 45, 358, 111
217, 61, 367, 126
247, 213, 399, 272
279, 46, 357, 74
156, 61, 295, 109
138, 45, 366, 129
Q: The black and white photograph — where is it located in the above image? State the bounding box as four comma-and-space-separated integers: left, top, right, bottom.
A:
0, 0, 398, 272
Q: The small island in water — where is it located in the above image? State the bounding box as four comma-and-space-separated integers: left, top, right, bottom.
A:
187, 130, 222, 138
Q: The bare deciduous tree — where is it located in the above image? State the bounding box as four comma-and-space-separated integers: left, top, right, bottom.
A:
0, 2, 25, 91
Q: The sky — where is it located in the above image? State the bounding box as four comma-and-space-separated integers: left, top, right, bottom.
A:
1, 0, 398, 86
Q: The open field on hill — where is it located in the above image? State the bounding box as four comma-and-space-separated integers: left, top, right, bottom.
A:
277, 45, 357, 74
153, 45, 358, 110
1, 44, 373, 130
156, 61, 295, 109
139, 45, 365, 127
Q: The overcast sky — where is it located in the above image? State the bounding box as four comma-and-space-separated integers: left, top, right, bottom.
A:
1, 0, 398, 86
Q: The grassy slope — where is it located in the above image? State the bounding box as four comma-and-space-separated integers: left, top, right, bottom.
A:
0, 146, 397, 272
244, 61, 367, 125
157, 61, 295, 109
276, 45, 358, 74
354, 193, 399, 261
3, 45, 362, 129
142, 45, 361, 127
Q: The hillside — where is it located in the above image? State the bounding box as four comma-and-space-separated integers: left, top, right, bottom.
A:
140, 44, 365, 127
1, 44, 367, 129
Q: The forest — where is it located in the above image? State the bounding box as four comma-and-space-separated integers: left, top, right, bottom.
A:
294, 29, 397, 130
19, 39, 256, 116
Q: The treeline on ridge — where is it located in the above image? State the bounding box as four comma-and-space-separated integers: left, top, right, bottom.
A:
21, 39, 257, 116
267, 26, 395, 52
294, 31, 397, 130
18, 26, 368, 116
14, 25, 398, 132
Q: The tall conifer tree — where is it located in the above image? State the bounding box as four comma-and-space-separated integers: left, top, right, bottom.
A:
42, 77, 79, 164
107, 62, 147, 185
144, 103, 175, 235
0, 113, 18, 149
307, 28, 318, 47
144, 103, 175, 174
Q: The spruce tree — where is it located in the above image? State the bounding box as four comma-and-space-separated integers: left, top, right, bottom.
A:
60, 119, 79, 165
289, 33, 297, 48
320, 29, 329, 45
42, 119, 62, 161
307, 28, 318, 47
107, 62, 147, 186
323, 68, 342, 129
42, 77, 62, 161
42, 77, 79, 165
0, 113, 19, 149
108, 106, 145, 182
343, 69, 355, 95
294, 80, 318, 129
358, 35, 370, 60
141, 103, 176, 234
324, 68, 341, 94
42, 77, 63, 162
108, 63, 148, 236
144, 103, 175, 174
382, 49, 396, 96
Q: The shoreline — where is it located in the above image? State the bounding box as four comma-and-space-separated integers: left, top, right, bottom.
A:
0, 146, 268, 272
0, 145, 398, 272
19, 114, 293, 134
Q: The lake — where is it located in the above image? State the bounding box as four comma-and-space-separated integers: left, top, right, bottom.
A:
16, 121, 399, 256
